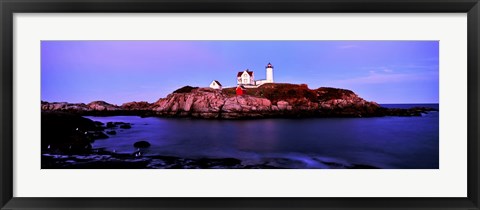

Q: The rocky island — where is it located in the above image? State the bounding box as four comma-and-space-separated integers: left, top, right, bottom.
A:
42, 83, 435, 118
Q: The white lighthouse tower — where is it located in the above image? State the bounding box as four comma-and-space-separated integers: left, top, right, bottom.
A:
266, 62, 274, 83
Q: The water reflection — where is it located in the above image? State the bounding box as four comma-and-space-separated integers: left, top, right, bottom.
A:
86, 111, 439, 169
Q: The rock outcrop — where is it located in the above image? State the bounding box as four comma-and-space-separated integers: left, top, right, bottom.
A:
41, 101, 121, 111
87, 101, 120, 111
41, 101, 90, 111
121, 101, 152, 110
151, 88, 277, 118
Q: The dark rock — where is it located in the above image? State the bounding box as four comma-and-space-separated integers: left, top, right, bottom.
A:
132, 150, 143, 157
93, 121, 104, 126
107, 122, 131, 128
106, 122, 116, 128
89, 131, 109, 140
380, 107, 437, 117
41, 112, 98, 154
106, 130, 117, 135
133, 140, 151, 148
120, 124, 131, 129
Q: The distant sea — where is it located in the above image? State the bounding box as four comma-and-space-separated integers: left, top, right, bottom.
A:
380, 103, 439, 109
85, 103, 439, 169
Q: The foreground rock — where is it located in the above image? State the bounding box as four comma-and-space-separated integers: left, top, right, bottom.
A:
133, 141, 151, 148
41, 112, 105, 153
41, 151, 380, 169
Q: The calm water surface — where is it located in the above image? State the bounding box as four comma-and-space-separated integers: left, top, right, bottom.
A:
85, 104, 439, 169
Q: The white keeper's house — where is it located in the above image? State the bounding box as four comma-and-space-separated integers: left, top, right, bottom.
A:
237, 63, 275, 88
209, 63, 275, 89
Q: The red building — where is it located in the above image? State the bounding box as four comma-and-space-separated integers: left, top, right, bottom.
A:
236, 86, 244, 95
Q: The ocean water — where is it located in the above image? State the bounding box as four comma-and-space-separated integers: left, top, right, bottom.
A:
380, 103, 439, 109
85, 104, 439, 169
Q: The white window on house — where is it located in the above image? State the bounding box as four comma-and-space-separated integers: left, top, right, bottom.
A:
244, 79, 247, 83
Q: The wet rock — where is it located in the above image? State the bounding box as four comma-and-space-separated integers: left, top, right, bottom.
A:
133, 141, 151, 148
106, 130, 117, 135
132, 150, 143, 157
120, 124, 131, 129
106, 122, 116, 128
93, 121, 104, 127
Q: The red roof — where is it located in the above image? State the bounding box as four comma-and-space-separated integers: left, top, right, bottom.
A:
237, 70, 253, 77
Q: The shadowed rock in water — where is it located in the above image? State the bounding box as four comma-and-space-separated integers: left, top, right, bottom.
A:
133, 140, 151, 148
119, 124, 132, 129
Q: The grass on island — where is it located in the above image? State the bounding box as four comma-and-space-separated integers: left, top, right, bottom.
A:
221, 83, 355, 104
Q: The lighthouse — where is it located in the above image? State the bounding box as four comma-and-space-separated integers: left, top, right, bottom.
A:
233, 63, 275, 87
266, 62, 274, 83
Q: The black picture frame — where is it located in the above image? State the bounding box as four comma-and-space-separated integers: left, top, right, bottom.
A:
1, 0, 479, 209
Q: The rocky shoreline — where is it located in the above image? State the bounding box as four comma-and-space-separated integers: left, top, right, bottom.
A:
42, 83, 437, 119
42, 151, 379, 169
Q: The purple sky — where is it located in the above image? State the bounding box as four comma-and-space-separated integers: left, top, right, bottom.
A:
41, 41, 438, 105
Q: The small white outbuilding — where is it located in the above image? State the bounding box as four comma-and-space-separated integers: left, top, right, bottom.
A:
209, 80, 223, 89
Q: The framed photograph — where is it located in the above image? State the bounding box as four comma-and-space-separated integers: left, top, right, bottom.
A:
1, 0, 479, 209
